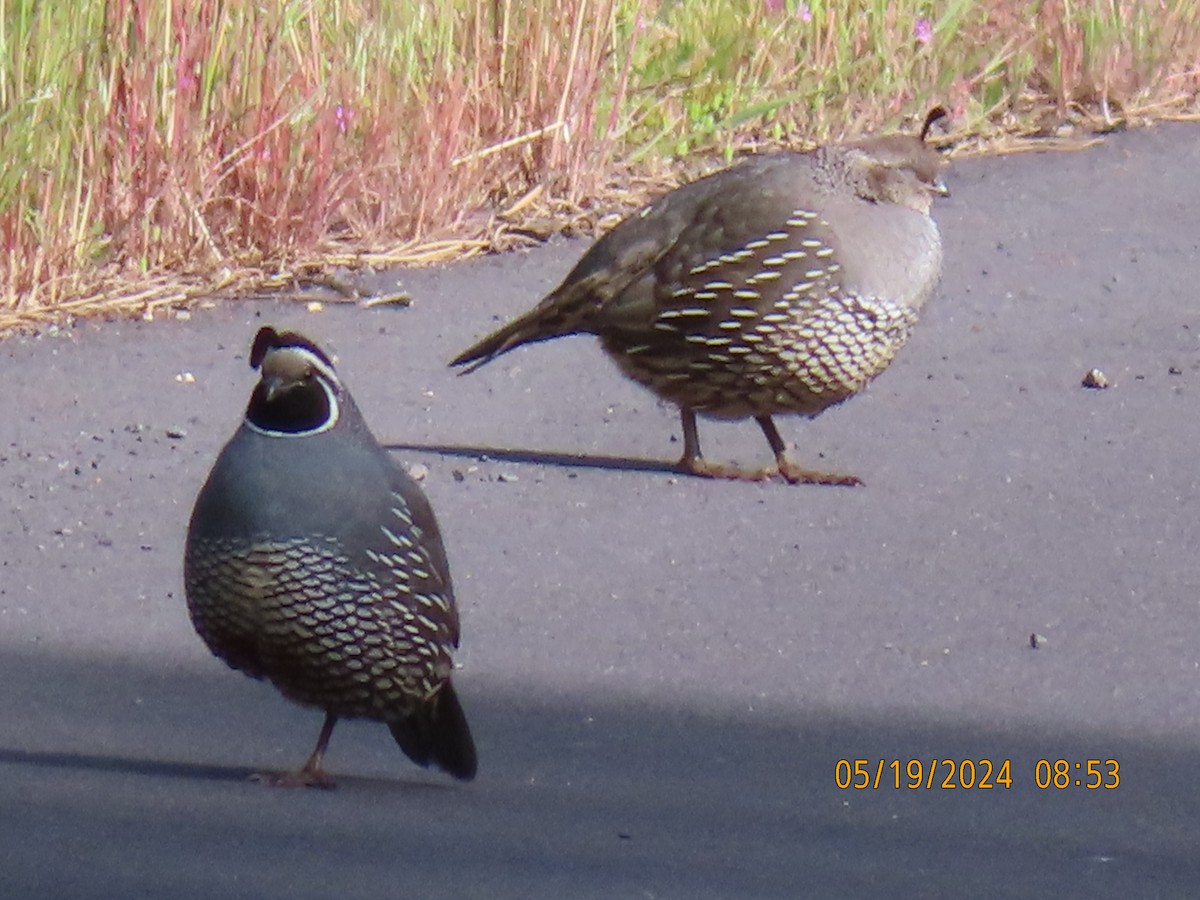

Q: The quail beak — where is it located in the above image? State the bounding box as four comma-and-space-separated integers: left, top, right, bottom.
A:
261, 374, 286, 404
933, 177, 950, 197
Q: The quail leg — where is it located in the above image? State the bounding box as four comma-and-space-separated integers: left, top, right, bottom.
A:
256, 712, 339, 789
756, 416, 862, 486
675, 408, 747, 480
674, 408, 773, 482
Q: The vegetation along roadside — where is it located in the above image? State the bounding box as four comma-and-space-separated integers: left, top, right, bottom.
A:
2, 0, 1198, 335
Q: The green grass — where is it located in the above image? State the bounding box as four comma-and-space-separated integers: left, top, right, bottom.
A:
2, 0, 1198, 329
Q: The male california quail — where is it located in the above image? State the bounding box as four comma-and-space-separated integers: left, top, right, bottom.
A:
185, 327, 476, 787
451, 108, 949, 484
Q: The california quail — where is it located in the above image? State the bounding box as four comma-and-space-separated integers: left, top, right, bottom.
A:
184, 327, 476, 787
451, 108, 949, 484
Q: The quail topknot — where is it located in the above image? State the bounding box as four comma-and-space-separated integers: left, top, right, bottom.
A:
185, 327, 476, 787
451, 108, 950, 484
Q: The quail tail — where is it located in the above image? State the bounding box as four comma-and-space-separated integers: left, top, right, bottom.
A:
388, 680, 478, 781
449, 293, 589, 372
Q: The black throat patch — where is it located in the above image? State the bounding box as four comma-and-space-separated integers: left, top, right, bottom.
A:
246, 376, 333, 434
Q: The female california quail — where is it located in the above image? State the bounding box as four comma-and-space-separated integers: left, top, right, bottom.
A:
185, 327, 476, 787
451, 109, 949, 484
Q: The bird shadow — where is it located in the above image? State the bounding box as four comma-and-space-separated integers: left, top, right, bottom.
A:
0, 746, 456, 794
382, 442, 683, 476
0, 746, 256, 783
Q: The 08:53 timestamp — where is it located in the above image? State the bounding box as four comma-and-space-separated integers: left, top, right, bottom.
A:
833, 758, 1121, 790
1035, 758, 1120, 789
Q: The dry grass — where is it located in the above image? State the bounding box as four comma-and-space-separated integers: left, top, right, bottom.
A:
2, 0, 1198, 334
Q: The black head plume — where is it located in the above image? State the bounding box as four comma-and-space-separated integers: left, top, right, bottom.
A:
250, 326, 336, 371
919, 106, 949, 143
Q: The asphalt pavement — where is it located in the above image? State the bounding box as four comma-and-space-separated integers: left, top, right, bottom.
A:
1, 121, 1199, 898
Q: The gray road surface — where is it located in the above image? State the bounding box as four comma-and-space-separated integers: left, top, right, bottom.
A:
2, 122, 1199, 898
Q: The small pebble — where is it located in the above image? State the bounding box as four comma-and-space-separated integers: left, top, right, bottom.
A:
1082, 368, 1109, 389
166, 427, 188, 440
496, 473, 519, 483
175, 371, 196, 384
306, 301, 324, 313
1029, 633, 1047, 649
407, 463, 429, 482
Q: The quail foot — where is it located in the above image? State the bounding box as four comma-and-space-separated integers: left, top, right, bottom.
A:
452, 108, 950, 485
185, 327, 477, 787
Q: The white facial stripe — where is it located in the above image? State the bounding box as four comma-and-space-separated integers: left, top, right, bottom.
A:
283, 346, 341, 387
